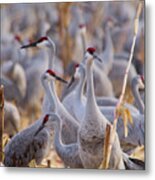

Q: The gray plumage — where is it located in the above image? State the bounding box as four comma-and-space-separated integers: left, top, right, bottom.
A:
4, 114, 53, 167
4, 101, 21, 136
132, 75, 144, 114
49, 113, 83, 168
1, 61, 27, 103
100, 106, 144, 146
41, 71, 79, 144
78, 51, 125, 169
62, 64, 86, 122
96, 74, 145, 114
109, 59, 137, 96
20, 36, 63, 112
95, 19, 114, 75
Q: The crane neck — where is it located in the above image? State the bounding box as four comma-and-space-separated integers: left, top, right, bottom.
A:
53, 118, 65, 152
103, 26, 114, 65
50, 80, 62, 107
42, 77, 57, 112
132, 81, 144, 114
80, 32, 86, 57
48, 38, 56, 69
47, 39, 61, 105
86, 60, 98, 110
75, 70, 86, 101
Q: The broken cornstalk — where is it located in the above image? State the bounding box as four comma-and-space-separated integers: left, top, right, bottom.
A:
100, 124, 111, 169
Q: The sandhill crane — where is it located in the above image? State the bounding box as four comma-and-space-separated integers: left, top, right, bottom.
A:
96, 96, 139, 114
20, 36, 63, 115
75, 15, 137, 98
63, 63, 140, 123
82, 21, 114, 97
4, 101, 21, 136
78, 48, 125, 169
20, 37, 53, 111
41, 69, 79, 144
62, 64, 86, 122
21, 37, 79, 143
1, 60, 27, 104
98, 76, 144, 147
4, 114, 53, 167
51, 111, 144, 169
95, 17, 115, 74
96, 75, 145, 114
48, 113, 83, 168
62, 21, 114, 98
78, 18, 117, 95
131, 75, 144, 114
1, 34, 20, 63
100, 107, 144, 147
77, 48, 144, 169
109, 59, 137, 96
114, 52, 144, 76
106, 16, 142, 97
61, 55, 144, 149
1, 75, 24, 104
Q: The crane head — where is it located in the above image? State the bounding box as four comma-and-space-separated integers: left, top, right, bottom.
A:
45, 69, 68, 84
67, 63, 85, 88
139, 75, 145, 89
133, 75, 144, 90
74, 63, 84, 79
85, 47, 102, 62
79, 24, 86, 34
21, 36, 50, 49
67, 64, 79, 88
79, 24, 85, 29
75, 63, 79, 69
34, 114, 50, 136
14, 34, 23, 44
46, 113, 60, 127
87, 47, 96, 55
43, 114, 50, 125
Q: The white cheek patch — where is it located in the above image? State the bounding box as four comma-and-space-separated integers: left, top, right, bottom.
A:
37, 41, 49, 48
139, 79, 144, 89
46, 72, 54, 81
74, 68, 80, 78
85, 52, 93, 60
80, 27, 86, 34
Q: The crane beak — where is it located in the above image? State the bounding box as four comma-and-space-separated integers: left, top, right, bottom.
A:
21, 42, 37, 49
34, 124, 44, 136
67, 76, 75, 88
55, 76, 68, 84
93, 53, 102, 62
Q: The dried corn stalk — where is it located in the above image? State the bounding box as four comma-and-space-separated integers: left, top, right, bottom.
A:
99, 124, 111, 169
57, 2, 73, 69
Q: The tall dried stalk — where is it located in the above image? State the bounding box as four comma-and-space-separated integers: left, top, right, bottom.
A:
100, 124, 111, 169
100, 1, 143, 169
57, 2, 73, 70
0, 85, 4, 163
